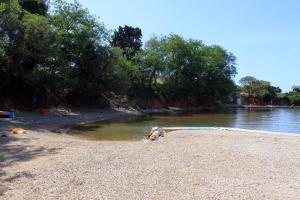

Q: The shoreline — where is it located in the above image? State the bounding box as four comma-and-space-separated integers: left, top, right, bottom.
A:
241, 105, 300, 109
1, 109, 300, 199
0, 109, 142, 135
163, 127, 300, 137
218, 127, 300, 137
1, 108, 300, 137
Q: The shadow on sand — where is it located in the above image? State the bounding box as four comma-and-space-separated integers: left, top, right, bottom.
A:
0, 136, 58, 196
0, 110, 137, 195
0, 110, 134, 134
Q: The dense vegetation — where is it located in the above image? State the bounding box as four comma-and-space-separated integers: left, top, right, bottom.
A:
0, 0, 240, 109
239, 76, 281, 104
284, 86, 300, 105
239, 76, 300, 105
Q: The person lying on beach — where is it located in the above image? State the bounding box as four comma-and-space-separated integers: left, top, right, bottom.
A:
148, 127, 165, 141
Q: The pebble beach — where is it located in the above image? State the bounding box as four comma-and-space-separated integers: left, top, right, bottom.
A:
1, 125, 300, 199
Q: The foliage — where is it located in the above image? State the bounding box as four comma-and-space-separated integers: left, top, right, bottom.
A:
0, 0, 56, 106
50, 0, 111, 105
239, 76, 282, 103
19, 0, 49, 15
292, 85, 300, 93
0, 0, 112, 107
239, 76, 257, 96
0, 0, 238, 108
111, 25, 142, 60
284, 86, 300, 105
124, 34, 237, 103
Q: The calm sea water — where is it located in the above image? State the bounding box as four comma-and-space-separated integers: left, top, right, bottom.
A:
71, 108, 300, 140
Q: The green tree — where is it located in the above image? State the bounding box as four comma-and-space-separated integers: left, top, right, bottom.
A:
285, 86, 300, 105
0, 0, 113, 107
239, 76, 257, 96
239, 76, 282, 104
292, 85, 300, 93
0, 0, 56, 106
111, 25, 142, 60
19, 0, 48, 15
265, 85, 281, 102
50, 0, 111, 105
0, 0, 241, 108
128, 34, 237, 104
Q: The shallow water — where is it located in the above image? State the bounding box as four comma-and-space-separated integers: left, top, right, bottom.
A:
70, 108, 300, 140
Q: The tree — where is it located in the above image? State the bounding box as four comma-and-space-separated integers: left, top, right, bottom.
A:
0, 0, 240, 108
50, 0, 111, 105
292, 85, 300, 93
126, 34, 237, 103
239, 76, 257, 96
19, 0, 48, 15
284, 86, 300, 105
239, 76, 282, 104
267, 86, 281, 101
0, 0, 56, 106
0, 0, 113, 107
111, 25, 142, 60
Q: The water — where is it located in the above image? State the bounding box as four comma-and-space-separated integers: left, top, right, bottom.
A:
70, 108, 300, 140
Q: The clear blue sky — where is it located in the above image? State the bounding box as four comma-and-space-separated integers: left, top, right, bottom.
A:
78, 0, 300, 92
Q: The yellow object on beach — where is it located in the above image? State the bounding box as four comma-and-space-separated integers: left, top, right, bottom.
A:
149, 134, 159, 141
11, 128, 27, 135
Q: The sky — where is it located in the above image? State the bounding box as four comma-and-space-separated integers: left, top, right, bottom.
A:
77, 0, 300, 92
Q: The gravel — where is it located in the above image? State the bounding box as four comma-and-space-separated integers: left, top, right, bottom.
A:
1, 129, 300, 200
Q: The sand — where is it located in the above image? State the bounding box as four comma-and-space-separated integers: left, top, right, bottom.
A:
1, 126, 300, 200
0, 109, 138, 133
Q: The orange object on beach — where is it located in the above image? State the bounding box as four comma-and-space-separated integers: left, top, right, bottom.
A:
11, 128, 27, 134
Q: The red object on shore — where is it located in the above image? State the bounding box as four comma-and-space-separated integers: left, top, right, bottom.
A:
0, 111, 14, 119
42, 111, 50, 116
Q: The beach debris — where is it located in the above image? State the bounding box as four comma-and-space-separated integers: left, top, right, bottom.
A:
168, 107, 183, 111
0, 111, 14, 119
52, 129, 63, 133
41, 111, 50, 116
148, 127, 165, 141
11, 128, 27, 135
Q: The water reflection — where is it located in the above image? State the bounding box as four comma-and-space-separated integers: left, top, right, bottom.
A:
70, 108, 300, 140
232, 108, 300, 133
